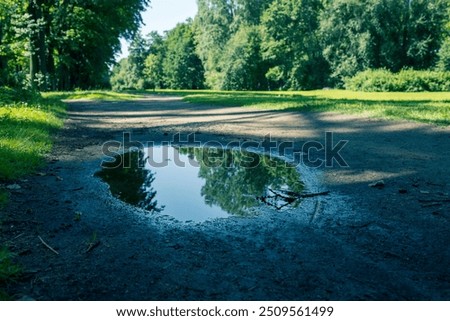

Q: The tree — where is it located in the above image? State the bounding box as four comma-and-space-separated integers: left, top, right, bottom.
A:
261, 0, 328, 90
220, 25, 266, 90
194, 0, 272, 89
194, 0, 234, 88
1, 0, 150, 90
143, 31, 166, 89
320, 0, 448, 85
163, 21, 205, 89
436, 3, 450, 71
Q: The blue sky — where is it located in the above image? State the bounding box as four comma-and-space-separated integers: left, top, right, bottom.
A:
117, 0, 198, 60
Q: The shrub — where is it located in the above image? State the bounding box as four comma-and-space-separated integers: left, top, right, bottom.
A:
345, 69, 450, 92
0, 87, 40, 104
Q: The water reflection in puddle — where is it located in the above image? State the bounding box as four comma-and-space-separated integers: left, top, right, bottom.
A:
95, 146, 304, 222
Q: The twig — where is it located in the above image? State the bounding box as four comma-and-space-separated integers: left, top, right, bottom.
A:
269, 188, 330, 199
10, 233, 25, 242
85, 240, 100, 253
298, 191, 330, 198
310, 200, 321, 223
38, 236, 59, 255
268, 188, 296, 201
62, 187, 84, 192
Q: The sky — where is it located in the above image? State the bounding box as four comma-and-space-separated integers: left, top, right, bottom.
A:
117, 0, 198, 60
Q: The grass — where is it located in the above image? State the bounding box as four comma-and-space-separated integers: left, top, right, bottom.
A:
0, 88, 66, 208
172, 89, 450, 126
0, 246, 21, 300
0, 94, 65, 181
43, 90, 148, 101
42, 89, 450, 126
1, 88, 65, 298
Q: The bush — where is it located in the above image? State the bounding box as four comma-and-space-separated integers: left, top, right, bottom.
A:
345, 69, 450, 92
0, 86, 40, 104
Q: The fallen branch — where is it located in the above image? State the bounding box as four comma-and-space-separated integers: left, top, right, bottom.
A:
269, 189, 330, 199
38, 236, 59, 255
310, 200, 321, 223
298, 191, 330, 198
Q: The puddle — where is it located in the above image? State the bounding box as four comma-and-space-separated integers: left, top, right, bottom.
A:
95, 146, 304, 222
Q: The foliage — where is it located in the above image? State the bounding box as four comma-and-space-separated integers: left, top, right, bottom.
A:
0, 0, 149, 90
261, 0, 328, 90
194, 0, 272, 89
113, 22, 204, 90
0, 87, 65, 180
437, 37, 450, 71
220, 25, 266, 90
345, 69, 450, 92
0, 247, 21, 284
109, 0, 449, 91
143, 32, 166, 89
178, 147, 304, 216
179, 89, 450, 126
110, 57, 149, 91
0, 246, 21, 299
320, 0, 448, 86
162, 21, 205, 89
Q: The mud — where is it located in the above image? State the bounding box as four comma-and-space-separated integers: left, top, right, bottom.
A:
1, 96, 449, 300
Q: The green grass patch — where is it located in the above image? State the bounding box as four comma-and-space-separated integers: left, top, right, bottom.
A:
0, 247, 21, 283
0, 88, 66, 181
0, 246, 21, 300
43, 90, 148, 101
178, 89, 450, 126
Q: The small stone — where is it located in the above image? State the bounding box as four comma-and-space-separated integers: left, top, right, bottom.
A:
369, 180, 385, 188
6, 184, 21, 190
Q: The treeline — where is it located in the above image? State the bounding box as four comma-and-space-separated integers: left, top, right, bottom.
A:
0, 0, 148, 91
113, 0, 450, 91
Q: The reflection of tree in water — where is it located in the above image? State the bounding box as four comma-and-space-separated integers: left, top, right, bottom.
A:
178, 147, 304, 216
95, 151, 162, 213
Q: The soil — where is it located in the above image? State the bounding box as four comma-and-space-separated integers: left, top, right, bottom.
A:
1, 96, 449, 300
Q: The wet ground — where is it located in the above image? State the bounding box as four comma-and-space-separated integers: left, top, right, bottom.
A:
1, 96, 449, 300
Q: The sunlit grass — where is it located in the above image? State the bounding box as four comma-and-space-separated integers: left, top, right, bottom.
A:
43, 90, 148, 101
0, 98, 65, 180
176, 89, 450, 126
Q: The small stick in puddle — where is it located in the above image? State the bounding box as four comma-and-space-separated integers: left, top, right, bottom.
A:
38, 236, 59, 255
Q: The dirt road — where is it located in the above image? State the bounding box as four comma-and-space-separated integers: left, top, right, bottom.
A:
1, 96, 449, 300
